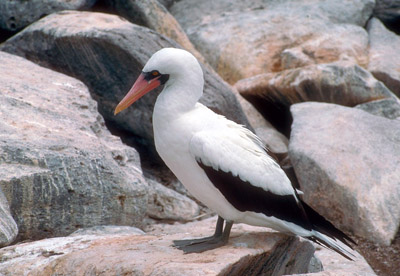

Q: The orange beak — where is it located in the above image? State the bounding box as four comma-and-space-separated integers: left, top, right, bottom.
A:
114, 73, 161, 115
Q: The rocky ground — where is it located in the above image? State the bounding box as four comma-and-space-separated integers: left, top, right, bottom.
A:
0, 0, 400, 275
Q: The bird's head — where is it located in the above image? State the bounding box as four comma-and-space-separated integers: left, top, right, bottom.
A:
114, 48, 202, 115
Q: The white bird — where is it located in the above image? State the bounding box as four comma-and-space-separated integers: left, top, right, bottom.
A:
114, 48, 355, 260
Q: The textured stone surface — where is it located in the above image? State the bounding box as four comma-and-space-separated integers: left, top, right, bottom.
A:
170, 0, 374, 83
0, 51, 147, 241
355, 98, 400, 120
235, 62, 397, 136
368, 17, 400, 97
0, 187, 18, 247
289, 102, 400, 245
294, 244, 376, 276
0, 11, 251, 159
0, 0, 95, 32
0, 217, 318, 276
146, 177, 200, 221
104, 0, 207, 65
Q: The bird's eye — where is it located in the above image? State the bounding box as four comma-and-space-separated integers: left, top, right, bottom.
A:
151, 70, 160, 76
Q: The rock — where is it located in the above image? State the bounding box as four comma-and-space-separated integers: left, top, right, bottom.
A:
293, 243, 377, 276
170, 0, 374, 83
104, 0, 207, 65
0, 51, 147, 241
0, 0, 96, 32
355, 98, 400, 120
235, 62, 398, 136
0, 186, 18, 247
289, 102, 400, 245
373, 0, 400, 34
70, 225, 145, 236
146, 177, 200, 221
367, 17, 400, 97
0, 217, 320, 275
233, 89, 288, 155
0, 11, 251, 159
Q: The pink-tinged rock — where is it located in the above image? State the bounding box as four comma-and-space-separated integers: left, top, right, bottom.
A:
289, 102, 400, 245
0, 218, 318, 276
367, 17, 400, 97
170, 0, 374, 83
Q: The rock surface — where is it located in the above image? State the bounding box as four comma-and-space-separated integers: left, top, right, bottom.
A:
235, 62, 397, 136
0, 217, 314, 276
0, 217, 376, 276
367, 17, 400, 97
355, 98, 400, 120
289, 102, 400, 245
170, 0, 374, 83
0, 51, 147, 241
0, 11, 251, 160
103, 0, 207, 65
0, 0, 95, 32
0, 187, 18, 247
146, 177, 200, 221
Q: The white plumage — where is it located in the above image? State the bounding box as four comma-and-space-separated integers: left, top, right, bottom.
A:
115, 48, 355, 259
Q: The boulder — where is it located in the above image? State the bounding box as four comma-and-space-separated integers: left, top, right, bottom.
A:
0, 0, 95, 32
367, 17, 400, 97
0, 186, 18, 247
0, 51, 147, 241
0, 11, 251, 160
289, 102, 400, 245
0, 217, 377, 275
170, 0, 374, 83
0, 217, 319, 276
235, 62, 398, 136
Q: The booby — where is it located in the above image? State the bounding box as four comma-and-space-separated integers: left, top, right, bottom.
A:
114, 48, 356, 259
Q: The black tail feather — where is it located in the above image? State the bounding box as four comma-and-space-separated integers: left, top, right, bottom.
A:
301, 199, 356, 248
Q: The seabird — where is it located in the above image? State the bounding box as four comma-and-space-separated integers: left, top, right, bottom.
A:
114, 48, 356, 260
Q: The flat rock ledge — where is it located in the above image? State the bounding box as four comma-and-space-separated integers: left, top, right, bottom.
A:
0, 217, 375, 276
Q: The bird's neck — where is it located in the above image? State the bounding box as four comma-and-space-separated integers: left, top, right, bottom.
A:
154, 72, 204, 116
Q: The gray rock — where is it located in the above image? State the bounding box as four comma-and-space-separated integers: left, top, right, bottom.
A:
235, 62, 398, 136
0, 217, 319, 276
0, 51, 147, 241
367, 17, 400, 97
289, 102, 400, 245
0, 10, 251, 159
0, 186, 18, 247
170, 0, 374, 83
146, 177, 200, 221
355, 98, 400, 120
0, 0, 95, 32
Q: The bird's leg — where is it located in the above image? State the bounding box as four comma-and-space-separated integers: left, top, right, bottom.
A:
173, 216, 224, 247
173, 216, 233, 253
